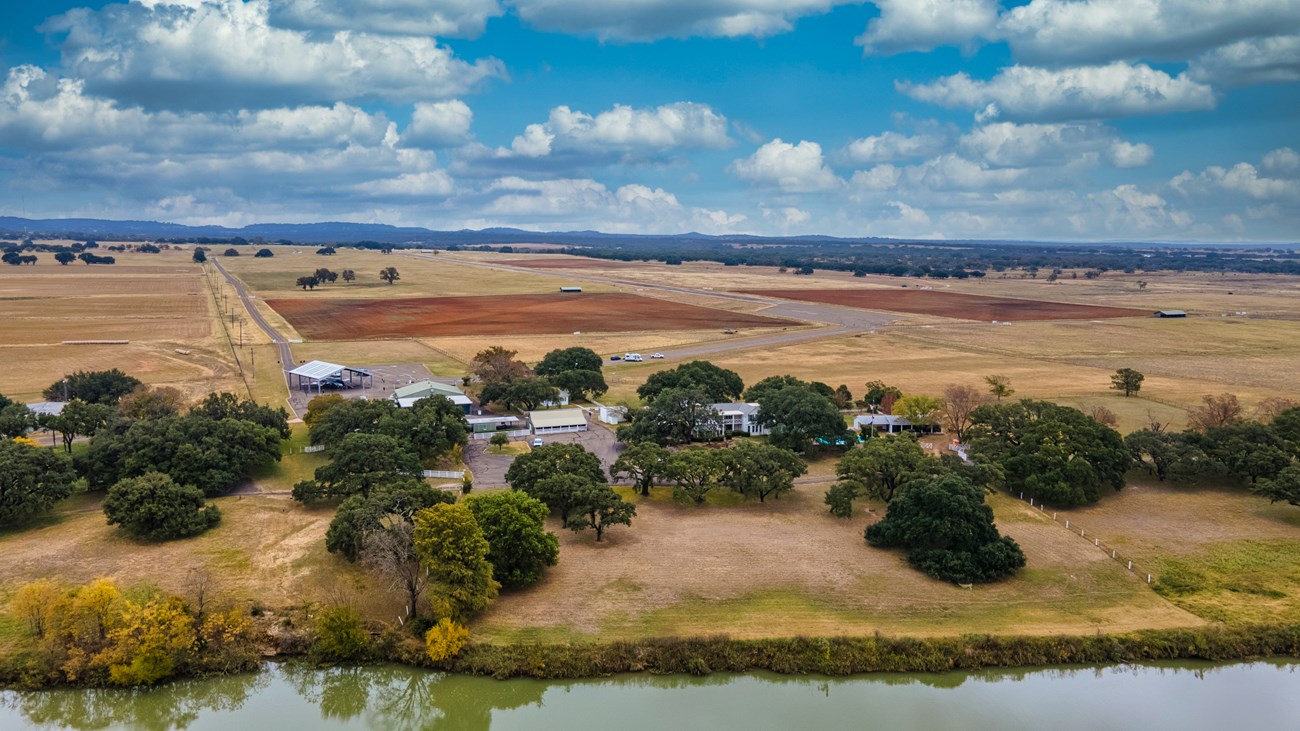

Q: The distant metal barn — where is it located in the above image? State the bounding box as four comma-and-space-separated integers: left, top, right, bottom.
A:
1153, 309, 1187, 318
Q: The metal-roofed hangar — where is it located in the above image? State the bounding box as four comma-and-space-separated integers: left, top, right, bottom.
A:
529, 408, 588, 434
288, 360, 373, 394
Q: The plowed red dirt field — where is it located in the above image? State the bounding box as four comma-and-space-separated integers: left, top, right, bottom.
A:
266, 292, 798, 339
738, 288, 1150, 321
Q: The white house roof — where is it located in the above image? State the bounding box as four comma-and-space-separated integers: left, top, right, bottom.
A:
466, 415, 519, 425
397, 394, 472, 409
854, 414, 913, 428
392, 379, 465, 400
711, 402, 760, 417
26, 401, 66, 416
529, 408, 586, 429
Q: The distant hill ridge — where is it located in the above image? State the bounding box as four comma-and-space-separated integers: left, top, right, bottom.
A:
1, 215, 1260, 249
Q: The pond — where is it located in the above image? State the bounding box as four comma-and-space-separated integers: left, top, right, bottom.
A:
2, 660, 1297, 730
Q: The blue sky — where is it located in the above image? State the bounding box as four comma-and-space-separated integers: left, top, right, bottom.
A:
0, 1, 1297, 241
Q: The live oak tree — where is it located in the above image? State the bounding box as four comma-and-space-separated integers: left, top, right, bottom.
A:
379, 266, 401, 285
565, 483, 635, 542
546, 368, 608, 401
0, 401, 34, 439
755, 385, 847, 453
292, 433, 424, 502
835, 433, 936, 505
1255, 466, 1300, 507
480, 377, 560, 412
413, 503, 499, 621
720, 440, 807, 502
78, 414, 281, 495
0, 439, 78, 527
296, 276, 319, 290
116, 386, 185, 421
1110, 368, 1145, 397
191, 392, 291, 439
535, 347, 603, 377
103, 472, 220, 541
616, 387, 721, 446
341, 269, 356, 282
1125, 429, 1204, 482
637, 360, 744, 402
866, 473, 1026, 584
43, 369, 142, 406
326, 480, 455, 561
43, 399, 113, 452
664, 448, 728, 505
860, 380, 902, 408
464, 491, 559, 587
965, 400, 1129, 507
610, 441, 670, 496
505, 443, 606, 521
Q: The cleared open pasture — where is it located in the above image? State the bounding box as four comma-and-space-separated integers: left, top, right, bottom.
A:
472, 485, 1198, 642
221, 248, 611, 298
1054, 479, 1300, 625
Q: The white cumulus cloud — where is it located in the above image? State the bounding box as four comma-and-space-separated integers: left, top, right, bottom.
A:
900, 62, 1217, 121
1188, 33, 1300, 86
842, 131, 945, 164
997, 0, 1300, 65
403, 100, 475, 148
43, 0, 503, 110
730, 138, 840, 192
509, 0, 852, 41
269, 0, 503, 38
856, 0, 999, 55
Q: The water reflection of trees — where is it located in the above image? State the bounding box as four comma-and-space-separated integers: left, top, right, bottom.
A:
281, 664, 547, 731
3, 672, 268, 731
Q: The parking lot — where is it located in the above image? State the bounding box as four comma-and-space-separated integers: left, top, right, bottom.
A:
464, 410, 626, 488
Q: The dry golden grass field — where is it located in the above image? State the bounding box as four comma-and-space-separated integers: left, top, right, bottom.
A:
3, 247, 1300, 645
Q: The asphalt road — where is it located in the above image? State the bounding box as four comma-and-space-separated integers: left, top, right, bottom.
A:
210, 258, 297, 398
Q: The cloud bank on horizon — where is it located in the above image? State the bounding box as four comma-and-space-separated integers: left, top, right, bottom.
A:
0, 0, 1296, 241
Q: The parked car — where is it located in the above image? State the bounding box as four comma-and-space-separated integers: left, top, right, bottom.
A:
609, 355, 622, 361
650, 353, 665, 359
532, 437, 544, 447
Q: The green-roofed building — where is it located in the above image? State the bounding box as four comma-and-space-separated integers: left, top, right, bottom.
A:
391, 379, 473, 413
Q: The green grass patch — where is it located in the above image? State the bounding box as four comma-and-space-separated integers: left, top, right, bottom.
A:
1154, 540, 1300, 623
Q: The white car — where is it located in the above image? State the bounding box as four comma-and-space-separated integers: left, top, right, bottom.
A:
623, 353, 644, 362
650, 353, 665, 359
532, 437, 544, 447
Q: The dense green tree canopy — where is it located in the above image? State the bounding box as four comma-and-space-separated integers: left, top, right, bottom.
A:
564, 483, 635, 542
616, 388, 721, 446
1191, 422, 1293, 484
547, 369, 608, 401
464, 491, 559, 587
480, 377, 561, 412
306, 396, 466, 460
535, 347, 603, 377
326, 480, 455, 561
665, 448, 728, 505
505, 443, 605, 519
43, 399, 114, 452
43, 369, 142, 406
1125, 429, 1205, 482
610, 441, 670, 496
866, 474, 1026, 584
103, 472, 220, 541
191, 392, 291, 439
965, 400, 1129, 507
293, 433, 424, 502
637, 360, 744, 402
0, 402, 35, 439
0, 439, 78, 527
756, 385, 848, 453
79, 414, 281, 496
720, 440, 806, 502
835, 434, 936, 504
1255, 466, 1300, 507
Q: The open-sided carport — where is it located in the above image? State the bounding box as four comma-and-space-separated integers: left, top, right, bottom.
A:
287, 359, 372, 395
